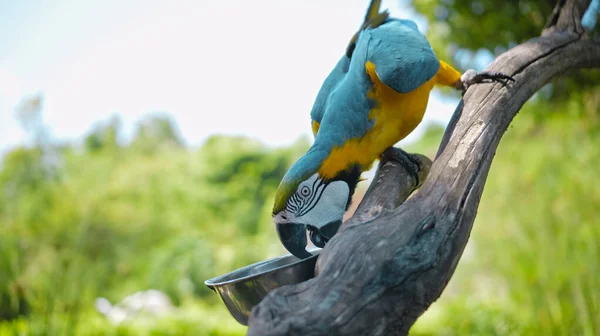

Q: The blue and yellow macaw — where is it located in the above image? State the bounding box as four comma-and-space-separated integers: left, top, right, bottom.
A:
273, 0, 513, 259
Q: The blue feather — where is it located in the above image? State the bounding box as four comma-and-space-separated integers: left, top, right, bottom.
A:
283, 18, 439, 189
310, 56, 351, 132
365, 19, 440, 93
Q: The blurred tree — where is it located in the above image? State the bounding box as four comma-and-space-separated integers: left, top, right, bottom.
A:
198, 135, 308, 236
411, 0, 554, 53
13, 94, 62, 179
0, 106, 309, 334
130, 113, 184, 154
410, 0, 600, 101
14, 94, 46, 146
0, 148, 47, 197
397, 1, 600, 334
84, 116, 122, 153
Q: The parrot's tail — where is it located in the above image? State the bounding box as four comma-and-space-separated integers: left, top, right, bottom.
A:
363, 0, 382, 24
346, 0, 390, 58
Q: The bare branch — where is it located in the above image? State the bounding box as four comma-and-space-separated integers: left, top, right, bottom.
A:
348, 151, 431, 225
544, 0, 591, 35
248, 0, 600, 335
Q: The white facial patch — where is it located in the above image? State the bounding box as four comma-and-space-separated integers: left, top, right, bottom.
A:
285, 174, 350, 229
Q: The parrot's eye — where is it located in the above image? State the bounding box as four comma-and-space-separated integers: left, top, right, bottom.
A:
285, 176, 327, 216
300, 186, 311, 197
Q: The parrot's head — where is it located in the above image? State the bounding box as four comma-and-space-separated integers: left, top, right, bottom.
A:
272, 151, 361, 259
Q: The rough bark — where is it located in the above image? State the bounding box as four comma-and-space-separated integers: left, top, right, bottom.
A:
248, 0, 600, 335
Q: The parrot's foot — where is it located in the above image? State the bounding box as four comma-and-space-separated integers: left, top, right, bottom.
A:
455, 69, 515, 94
381, 147, 421, 186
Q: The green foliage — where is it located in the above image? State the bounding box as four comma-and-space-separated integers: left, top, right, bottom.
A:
0, 302, 247, 336
84, 116, 121, 153
0, 127, 308, 335
412, 0, 600, 100
130, 113, 185, 154
3, 97, 598, 334
403, 12, 600, 333
409, 97, 600, 335
413, 0, 554, 53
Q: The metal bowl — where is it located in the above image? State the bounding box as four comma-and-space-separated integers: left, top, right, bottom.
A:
205, 249, 321, 325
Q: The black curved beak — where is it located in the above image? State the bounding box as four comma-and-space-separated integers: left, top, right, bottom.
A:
308, 220, 342, 248
276, 223, 312, 259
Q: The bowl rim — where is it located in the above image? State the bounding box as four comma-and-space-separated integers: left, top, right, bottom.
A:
204, 248, 321, 288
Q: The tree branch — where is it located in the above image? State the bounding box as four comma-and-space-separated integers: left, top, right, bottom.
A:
248, 0, 600, 335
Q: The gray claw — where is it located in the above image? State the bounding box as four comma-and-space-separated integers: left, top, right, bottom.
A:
381, 147, 421, 186
458, 69, 515, 93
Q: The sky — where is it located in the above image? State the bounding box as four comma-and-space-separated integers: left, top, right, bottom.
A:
0, 0, 460, 156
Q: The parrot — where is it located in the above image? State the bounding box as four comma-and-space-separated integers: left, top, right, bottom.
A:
272, 0, 513, 259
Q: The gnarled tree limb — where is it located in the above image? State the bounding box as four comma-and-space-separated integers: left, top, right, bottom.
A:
248, 0, 600, 334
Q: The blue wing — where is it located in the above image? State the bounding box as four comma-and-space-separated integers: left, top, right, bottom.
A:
309, 56, 350, 137
307, 19, 440, 149
363, 19, 440, 93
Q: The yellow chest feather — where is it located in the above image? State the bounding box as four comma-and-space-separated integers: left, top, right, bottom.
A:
318, 61, 436, 179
